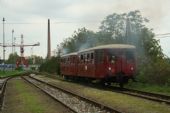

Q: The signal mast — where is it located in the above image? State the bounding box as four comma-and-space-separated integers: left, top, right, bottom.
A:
0, 34, 40, 68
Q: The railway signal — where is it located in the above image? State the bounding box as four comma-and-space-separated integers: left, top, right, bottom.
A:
0, 34, 40, 68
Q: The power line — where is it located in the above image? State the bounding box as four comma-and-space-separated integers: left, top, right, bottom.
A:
0, 21, 100, 25
155, 33, 170, 36
155, 36, 170, 38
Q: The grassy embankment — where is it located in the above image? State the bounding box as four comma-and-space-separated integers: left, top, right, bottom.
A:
3, 78, 66, 113
15, 80, 46, 113
0, 70, 25, 78
125, 81, 170, 96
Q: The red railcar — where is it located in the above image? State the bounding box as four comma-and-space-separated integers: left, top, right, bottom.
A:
60, 52, 78, 77
60, 44, 136, 87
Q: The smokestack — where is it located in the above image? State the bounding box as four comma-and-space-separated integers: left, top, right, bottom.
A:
47, 19, 51, 59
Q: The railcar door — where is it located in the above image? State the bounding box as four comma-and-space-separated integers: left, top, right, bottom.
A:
77, 52, 95, 78
95, 50, 105, 78
115, 50, 125, 74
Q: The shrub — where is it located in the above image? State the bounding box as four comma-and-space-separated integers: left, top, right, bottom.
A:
39, 56, 60, 74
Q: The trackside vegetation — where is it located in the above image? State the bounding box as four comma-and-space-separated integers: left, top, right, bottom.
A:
0, 70, 26, 78
4, 78, 67, 113
39, 56, 60, 74
39, 10, 170, 92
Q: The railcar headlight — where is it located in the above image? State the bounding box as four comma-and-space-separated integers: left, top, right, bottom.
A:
108, 67, 111, 71
131, 67, 134, 70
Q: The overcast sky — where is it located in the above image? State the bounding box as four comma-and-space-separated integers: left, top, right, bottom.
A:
0, 0, 170, 59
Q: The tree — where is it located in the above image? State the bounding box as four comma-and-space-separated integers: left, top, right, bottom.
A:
28, 55, 44, 65
99, 10, 164, 60
100, 10, 147, 43
61, 28, 96, 54
6, 52, 19, 64
39, 56, 60, 74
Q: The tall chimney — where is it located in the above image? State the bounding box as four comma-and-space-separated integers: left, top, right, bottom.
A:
47, 19, 51, 59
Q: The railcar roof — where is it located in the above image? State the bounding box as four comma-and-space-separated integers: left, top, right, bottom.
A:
79, 44, 135, 53
61, 52, 77, 57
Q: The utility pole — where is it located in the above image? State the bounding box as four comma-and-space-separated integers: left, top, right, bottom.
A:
2, 17, 5, 72
13, 37, 17, 53
12, 29, 14, 54
12, 29, 14, 70
125, 18, 131, 44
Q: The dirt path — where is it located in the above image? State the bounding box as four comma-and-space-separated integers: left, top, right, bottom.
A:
1, 77, 72, 113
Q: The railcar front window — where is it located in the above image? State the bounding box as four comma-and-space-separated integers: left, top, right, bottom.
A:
108, 50, 117, 64
126, 50, 134, 60
110, 55, 116, 64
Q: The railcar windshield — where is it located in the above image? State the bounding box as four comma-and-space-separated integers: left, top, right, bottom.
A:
108, 49, 135, 63
108, 50, 117, 64
126, 50, 135, 60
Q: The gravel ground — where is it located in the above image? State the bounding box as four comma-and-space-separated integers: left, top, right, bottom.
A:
1, 77, 73, 113
25, 76, 112, 113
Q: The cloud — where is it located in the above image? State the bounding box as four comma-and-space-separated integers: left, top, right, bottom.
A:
0, 0, 170, 58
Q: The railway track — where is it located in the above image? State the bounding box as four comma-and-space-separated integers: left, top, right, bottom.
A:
31, 73, 170, 105
110, 86, 170, 105
22, 75, 121, 113
81, 81, 170, 105
59, 76, 170, 105
0, 77, 10, 110
61, 76, 170, 105
55, 75, 170, 105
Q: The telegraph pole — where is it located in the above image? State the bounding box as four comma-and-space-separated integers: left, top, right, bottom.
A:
12, 29, 14, 70
125, 18, 131, 44
2, 17, 5, 72
12, 29, 14, 54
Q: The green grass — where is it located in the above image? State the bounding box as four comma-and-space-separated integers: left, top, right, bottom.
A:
14, 80, 46, 113
125, 81, 170, 96
0, 70, 25, 77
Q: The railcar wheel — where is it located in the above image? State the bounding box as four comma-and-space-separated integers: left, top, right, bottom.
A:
119, 82, 124, 88
116, 74, 124, 88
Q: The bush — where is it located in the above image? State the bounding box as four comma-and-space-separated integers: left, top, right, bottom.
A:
137, 58, 170, 86
39, 56, 60, 74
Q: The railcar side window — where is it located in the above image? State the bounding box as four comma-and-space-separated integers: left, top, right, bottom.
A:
91, 53, 94, 59
84, 54, 86, 63
95, 50, 104, 63
80, 54, 83, 60
87, 53, 90, 60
